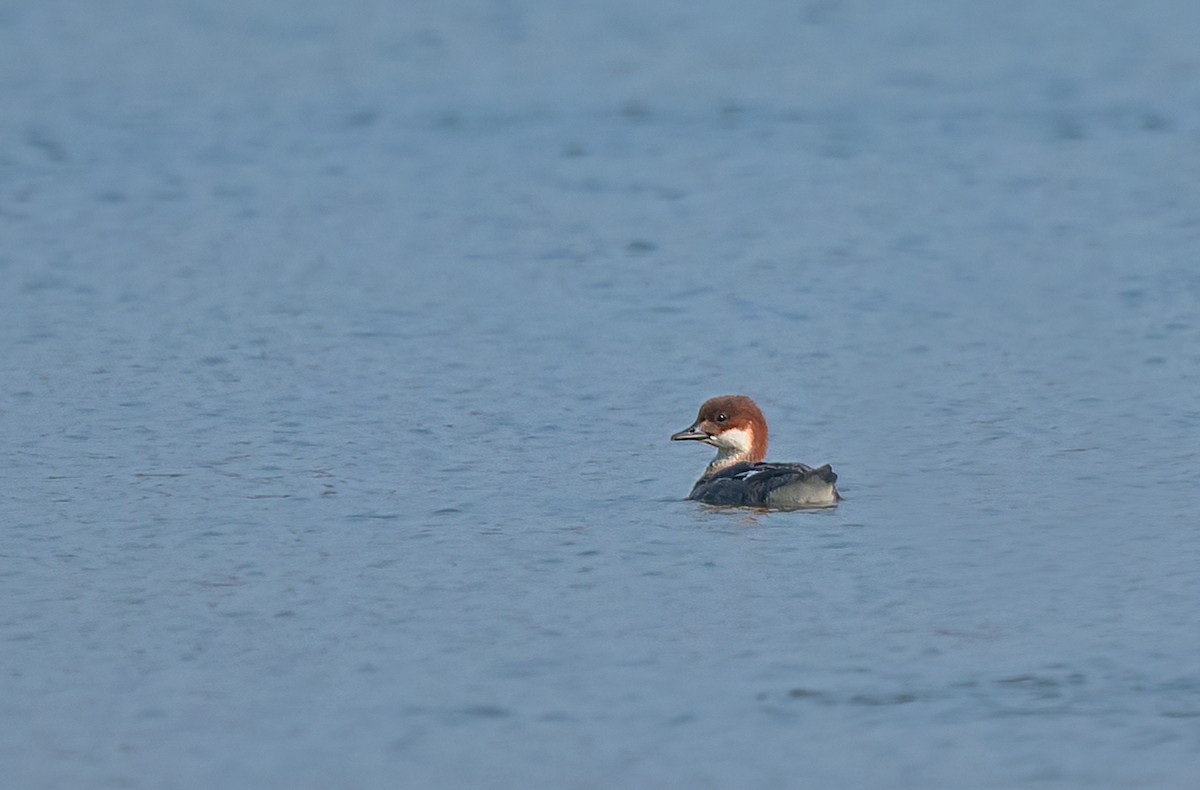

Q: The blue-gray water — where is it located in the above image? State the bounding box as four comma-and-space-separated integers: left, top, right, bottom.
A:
3, 1, 1200, 787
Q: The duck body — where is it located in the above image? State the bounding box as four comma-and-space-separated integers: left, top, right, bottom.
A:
688, 461, 840, 509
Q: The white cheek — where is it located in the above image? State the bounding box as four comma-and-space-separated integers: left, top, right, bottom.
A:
713, 428, 752, 453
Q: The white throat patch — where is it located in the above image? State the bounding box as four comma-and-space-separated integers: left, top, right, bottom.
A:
707, 427, 755, 472
712, 427, 752, 453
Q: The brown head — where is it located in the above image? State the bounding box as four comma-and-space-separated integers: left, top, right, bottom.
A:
670, 395, 769, 470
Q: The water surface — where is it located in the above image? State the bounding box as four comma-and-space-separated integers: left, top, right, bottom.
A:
3, 1, 1200, 787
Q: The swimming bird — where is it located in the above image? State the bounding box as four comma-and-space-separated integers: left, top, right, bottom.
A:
671, 395, 840, 509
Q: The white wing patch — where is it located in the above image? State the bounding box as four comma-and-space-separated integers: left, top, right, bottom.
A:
732, 467, 769, 480
732, 463, 816, 481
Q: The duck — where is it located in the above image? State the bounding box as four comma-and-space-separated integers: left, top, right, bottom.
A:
671, 395, 840, 509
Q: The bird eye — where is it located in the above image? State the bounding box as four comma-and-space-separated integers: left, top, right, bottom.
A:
715, 412, 727, 423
